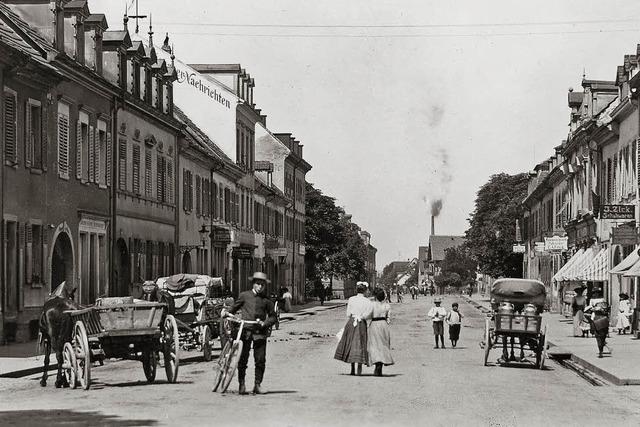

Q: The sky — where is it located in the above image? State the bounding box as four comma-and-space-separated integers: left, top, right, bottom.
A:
92, 0, 640, 268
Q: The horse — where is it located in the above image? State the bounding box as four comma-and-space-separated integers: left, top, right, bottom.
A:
38, 282, 79, 388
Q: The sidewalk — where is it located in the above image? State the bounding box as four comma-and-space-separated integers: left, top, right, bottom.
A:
463, 294, 640, 385
0, 299, 347, 379
0, 340, 57, 378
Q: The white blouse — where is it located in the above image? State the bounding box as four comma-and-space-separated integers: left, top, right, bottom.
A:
346, 294, 373, 323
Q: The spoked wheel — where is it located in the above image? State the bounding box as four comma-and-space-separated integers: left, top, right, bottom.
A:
74, 321, 91, 390
483, 318, 492, 366
163, 315, 180, 383
142, 351, 157, 382
202, 325, 213, 362
62, 342, 77, 389
220, 340, 243, 393
212, 340, 233, 392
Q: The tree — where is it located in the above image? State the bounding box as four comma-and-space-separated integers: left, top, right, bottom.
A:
304, 183, 369, 293
440, 246, 477, 287
464, 173, 528, 278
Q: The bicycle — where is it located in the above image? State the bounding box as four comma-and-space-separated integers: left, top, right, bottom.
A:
212, 316, 260, 393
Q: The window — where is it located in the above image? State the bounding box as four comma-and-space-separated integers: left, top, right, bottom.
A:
25, 223, 43, 285
132, 144, 141, 194
105, 131, 112, 186
25, 99, 42, 169
224, 187, 230, 221
183, 169, 193, 212
77, 112, 89, 181
97, 121, 107, 186
88, 125, 95, 183
4, 88, 17, 166
211, 182, 217, 219
57, 102, 70, 179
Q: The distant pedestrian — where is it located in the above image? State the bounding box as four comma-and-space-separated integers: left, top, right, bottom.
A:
589, 302, 610, 358
616, 293, 631, 335
571, 287, 587, 337
282, 287, 292, 313
446, 303, 463, 348
396, 287, 403, 303
334, 282, 373, 375
428, 297, 447, 349
368, 288, 394, 376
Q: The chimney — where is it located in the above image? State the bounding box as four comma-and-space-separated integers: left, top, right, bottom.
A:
431, 216, 435, 236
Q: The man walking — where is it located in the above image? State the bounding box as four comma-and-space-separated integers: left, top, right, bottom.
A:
226, 272, 277, 395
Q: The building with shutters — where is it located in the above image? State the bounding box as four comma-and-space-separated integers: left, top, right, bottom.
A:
0, 0, 121, 340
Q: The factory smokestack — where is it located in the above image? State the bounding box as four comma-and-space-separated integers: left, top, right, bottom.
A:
431, 215, 435, 236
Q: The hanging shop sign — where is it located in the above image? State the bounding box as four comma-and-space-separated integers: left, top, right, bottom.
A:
544, 236, 568, 251
512, 244, 525, 253
600, 204, 635, 220
612, 225, 638, 246
534, 242, 546, 253
254, 161, 274, 172
212, 227, 231, 243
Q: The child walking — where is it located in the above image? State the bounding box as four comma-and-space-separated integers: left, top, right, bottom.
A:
427, 298, 447, 349
446, 303, 463, 348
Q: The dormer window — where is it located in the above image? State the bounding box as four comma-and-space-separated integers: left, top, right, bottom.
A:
63, 1, 89, 62
84, 14, 107, 74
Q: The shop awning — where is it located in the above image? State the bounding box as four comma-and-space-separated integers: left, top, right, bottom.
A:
623, 252, 640, 277
558, 246, 598, 281
610, 246, 640, 275
580, 247, 610, 282
552, 248, 585, 282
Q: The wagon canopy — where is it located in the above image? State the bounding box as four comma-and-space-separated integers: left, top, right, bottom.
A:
157, 274, 224, 296
490, 278, 546, 307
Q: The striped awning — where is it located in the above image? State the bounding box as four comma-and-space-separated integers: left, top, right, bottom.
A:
624, 253, 640, 277
580, 247, 610, 282
552, 248, 584, 282
559, 246, 598, 281
611, 247, 640, 275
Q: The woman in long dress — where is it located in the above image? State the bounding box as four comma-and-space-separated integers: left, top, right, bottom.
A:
571, 287, 586, 337
368, 288, 394, 376
616, 293, 631, 334
334, 282, 373, 375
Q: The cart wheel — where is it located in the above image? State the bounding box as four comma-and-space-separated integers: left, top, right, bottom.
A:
483, 318, 492, 366
220, 340, 243, 393
202, 325, 213, 362
74, 321, 91, 390
62, 342, 77, 389
163, 314, 180, 383
212, 339, 233, 392
143, 351, 157, 382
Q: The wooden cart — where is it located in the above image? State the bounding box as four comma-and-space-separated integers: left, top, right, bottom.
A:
481, 278, 548, 369
62, 298, 179, 390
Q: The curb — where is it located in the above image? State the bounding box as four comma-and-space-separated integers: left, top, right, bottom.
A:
0, 363, 56, 379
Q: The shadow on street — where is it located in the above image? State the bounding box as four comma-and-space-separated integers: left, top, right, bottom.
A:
0, 409, 158, 426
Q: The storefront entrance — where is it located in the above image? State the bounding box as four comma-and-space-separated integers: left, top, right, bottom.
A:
114, 238, 130, 297
51, 231, 74, 292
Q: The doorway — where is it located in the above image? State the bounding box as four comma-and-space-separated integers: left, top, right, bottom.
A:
51, 231, 74, 292
181, 251, 191, 273
115, 238, 130, 297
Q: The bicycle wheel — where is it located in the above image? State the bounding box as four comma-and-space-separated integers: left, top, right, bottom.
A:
212, 340, 232, 392
220, 340, 243, 393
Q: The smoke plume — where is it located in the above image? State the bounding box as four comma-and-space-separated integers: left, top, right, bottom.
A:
430, 199, 443, 217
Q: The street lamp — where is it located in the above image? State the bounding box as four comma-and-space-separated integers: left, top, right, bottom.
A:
179, 223, 210, 254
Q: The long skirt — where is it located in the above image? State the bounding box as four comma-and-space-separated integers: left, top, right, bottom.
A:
334, 318, 368, 364
616, 313, 630, 330
572, 310, 584, 336
367, 321, 394, 366
449, 324, 461, 341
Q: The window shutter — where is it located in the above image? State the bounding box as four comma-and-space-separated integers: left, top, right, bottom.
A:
195, 175, 201, 216
157, 155, 165, 202
76, 120, 83, 180
26, 224, 32, 284
42, 101, 48, 171
132, 144, 140, 194
88, 125, 95, 182
25, 102, 32, 168
145, 149, 152, 197
182, 169, 187, 211
118, 138, 127, 190
189, 171, 193, 211
106, 132, 112, 186
166, 160, 173, 204
4, 92, 17, 165
57, 111, 69, 179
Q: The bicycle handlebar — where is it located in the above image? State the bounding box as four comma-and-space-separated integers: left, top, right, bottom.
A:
224, 316, 261, 325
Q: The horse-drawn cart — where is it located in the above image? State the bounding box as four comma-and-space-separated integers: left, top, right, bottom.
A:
149, 274, 226, 361
481, 278, 548, 369
62, 297, 179, 390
